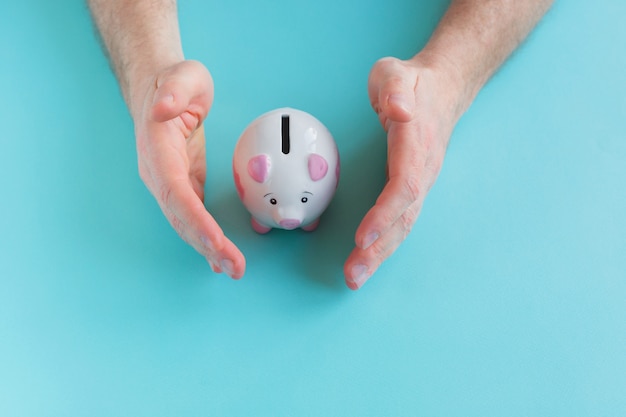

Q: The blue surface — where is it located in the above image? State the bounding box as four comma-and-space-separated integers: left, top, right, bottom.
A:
1, 1, 625, 416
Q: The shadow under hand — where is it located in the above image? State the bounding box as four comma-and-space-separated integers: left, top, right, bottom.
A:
206, 118, 387, 293
301, 126, 388, 289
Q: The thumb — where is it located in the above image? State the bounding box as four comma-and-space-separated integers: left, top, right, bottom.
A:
151, 60, 214, 123
368, 57, 416, 124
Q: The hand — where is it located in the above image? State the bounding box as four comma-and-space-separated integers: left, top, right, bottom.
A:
132, 60, 245, 279
344, 55, 462, 289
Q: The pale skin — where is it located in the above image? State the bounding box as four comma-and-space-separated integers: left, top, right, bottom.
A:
87, 0, 553, 288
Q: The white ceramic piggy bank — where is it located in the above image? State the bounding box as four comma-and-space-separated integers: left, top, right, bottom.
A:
233, 108, 340, 233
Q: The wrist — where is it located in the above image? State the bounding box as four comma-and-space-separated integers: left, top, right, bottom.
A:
408, 51, 472, 124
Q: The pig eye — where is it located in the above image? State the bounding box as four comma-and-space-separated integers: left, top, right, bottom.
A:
270, 198, 277, 205
301, 197, 308, 203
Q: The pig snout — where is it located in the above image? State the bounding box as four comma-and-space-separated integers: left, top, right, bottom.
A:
278, 218, 302, 230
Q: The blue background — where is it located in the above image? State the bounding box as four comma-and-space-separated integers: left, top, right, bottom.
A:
1, 1, 625, 416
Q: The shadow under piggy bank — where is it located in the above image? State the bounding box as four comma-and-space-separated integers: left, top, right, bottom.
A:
207, 125, 387, 292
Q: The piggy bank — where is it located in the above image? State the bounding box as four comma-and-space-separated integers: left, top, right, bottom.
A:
233, 108, 340, 233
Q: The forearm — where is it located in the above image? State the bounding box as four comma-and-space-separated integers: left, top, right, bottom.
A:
87, 0, 184, 116
420, 0, 553, 118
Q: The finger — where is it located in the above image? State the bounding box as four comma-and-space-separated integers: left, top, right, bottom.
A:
151, 60, 214, 124
368, 57, 416, 125
344, 199, 423, 290
158, 177, 246, 279
355, 121, 428, 250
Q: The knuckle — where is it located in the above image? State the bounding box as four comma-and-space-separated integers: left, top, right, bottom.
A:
383, 74, 407, 91
371, 198, 398, 227
169, 214, 186, 238
375, 58, 409, 84
368, 238, 387, 261
403, 175, 422, 203
159, 182, 174, 208
400, 206, 419, 239
376, 56, 403, 71
379, 206, 398, 226
369, 56, 403, 88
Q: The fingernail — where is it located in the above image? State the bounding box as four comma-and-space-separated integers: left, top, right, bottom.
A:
348, 264, 370, 290
362, 232, 379, 250
220, 259, 237, 279
388, 93, 411, 114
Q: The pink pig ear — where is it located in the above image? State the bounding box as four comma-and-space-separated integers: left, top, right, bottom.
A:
248, 154, 271, 183
308, 154, 328, 181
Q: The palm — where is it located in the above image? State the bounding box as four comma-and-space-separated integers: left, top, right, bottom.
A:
135, 60, 245, 279
344, 56, 454, 289
184, 125, 207, 201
